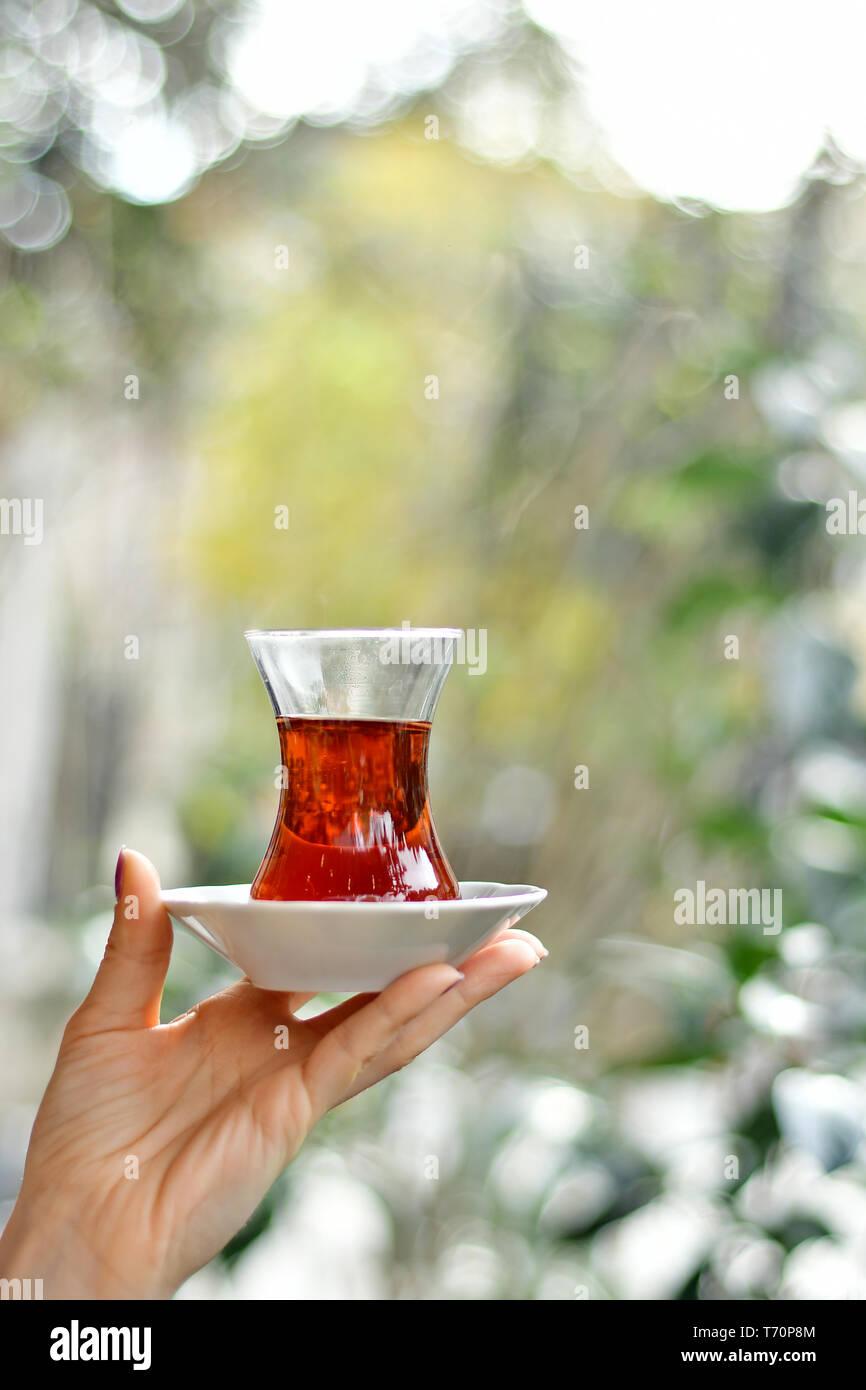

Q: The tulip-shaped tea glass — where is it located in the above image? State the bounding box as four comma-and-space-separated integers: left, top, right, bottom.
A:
246, 629, 461, 901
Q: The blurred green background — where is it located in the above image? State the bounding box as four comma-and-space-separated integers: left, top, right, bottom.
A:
2, 0, 866, 1299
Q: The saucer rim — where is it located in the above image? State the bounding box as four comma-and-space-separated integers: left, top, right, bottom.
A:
244, 627, 464, 641
161, 880, 547, 911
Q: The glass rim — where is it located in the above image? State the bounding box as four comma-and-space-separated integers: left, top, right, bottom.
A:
245, 628, 464, 640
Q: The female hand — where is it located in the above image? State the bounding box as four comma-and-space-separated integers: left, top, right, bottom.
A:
0, 848, 545, 1299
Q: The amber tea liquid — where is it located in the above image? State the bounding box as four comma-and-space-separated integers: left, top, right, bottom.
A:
251, 716, 459, 901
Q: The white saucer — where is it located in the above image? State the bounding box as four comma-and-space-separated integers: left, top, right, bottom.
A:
161, 881, 547, 993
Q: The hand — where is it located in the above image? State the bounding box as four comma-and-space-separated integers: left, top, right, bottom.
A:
0, 849, 545, 1299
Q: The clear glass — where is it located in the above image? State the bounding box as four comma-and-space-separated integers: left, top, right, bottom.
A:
246, 629, 461, 901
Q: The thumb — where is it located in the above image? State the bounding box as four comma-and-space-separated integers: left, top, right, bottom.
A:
77, 847, 174, 1032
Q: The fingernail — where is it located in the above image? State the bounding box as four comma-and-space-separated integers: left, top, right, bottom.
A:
539, 947, 549, 958
443, 972, 465, 994
114, 845, 126, 900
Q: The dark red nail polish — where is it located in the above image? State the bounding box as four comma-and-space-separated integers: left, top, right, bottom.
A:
114, 846, 126, 900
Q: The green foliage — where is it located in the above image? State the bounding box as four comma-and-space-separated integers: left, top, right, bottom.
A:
8, 81, 866, 1300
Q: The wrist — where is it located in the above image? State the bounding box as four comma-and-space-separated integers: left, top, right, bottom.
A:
0, 1187, 167, 1300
